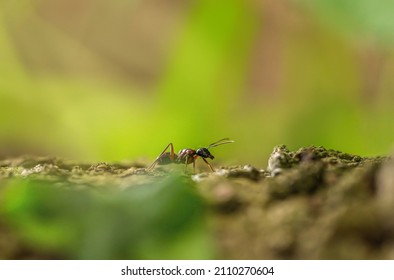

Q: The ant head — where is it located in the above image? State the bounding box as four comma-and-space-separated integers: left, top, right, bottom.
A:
196, 148, 214, 159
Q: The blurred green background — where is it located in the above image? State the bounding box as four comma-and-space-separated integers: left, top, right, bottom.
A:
1, 0, 394, 166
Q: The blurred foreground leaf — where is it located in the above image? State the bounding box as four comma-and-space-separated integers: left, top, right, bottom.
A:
0, 176, 212, 259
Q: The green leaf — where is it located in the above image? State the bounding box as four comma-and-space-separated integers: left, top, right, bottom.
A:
0, 176, 212, 259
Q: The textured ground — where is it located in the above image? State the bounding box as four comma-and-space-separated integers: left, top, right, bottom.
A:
1, 145, 393, 259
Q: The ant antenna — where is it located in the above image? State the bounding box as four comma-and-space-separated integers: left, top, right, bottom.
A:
207, 138, 235, 149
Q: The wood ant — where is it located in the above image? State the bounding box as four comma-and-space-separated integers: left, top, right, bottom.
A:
147, 138, 234, 173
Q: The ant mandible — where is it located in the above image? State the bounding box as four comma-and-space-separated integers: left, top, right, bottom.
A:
147, 138, 234, 173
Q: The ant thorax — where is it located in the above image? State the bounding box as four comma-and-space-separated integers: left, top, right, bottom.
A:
177, 149, 197, 164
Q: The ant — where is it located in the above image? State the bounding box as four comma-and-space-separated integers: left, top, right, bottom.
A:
147, 138, 234, 173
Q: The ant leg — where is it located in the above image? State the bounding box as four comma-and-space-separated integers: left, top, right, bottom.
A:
147, 143, 174, 171
184, 155, 189, 172
183, 156, 197, 174
202, 158, 215, 172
